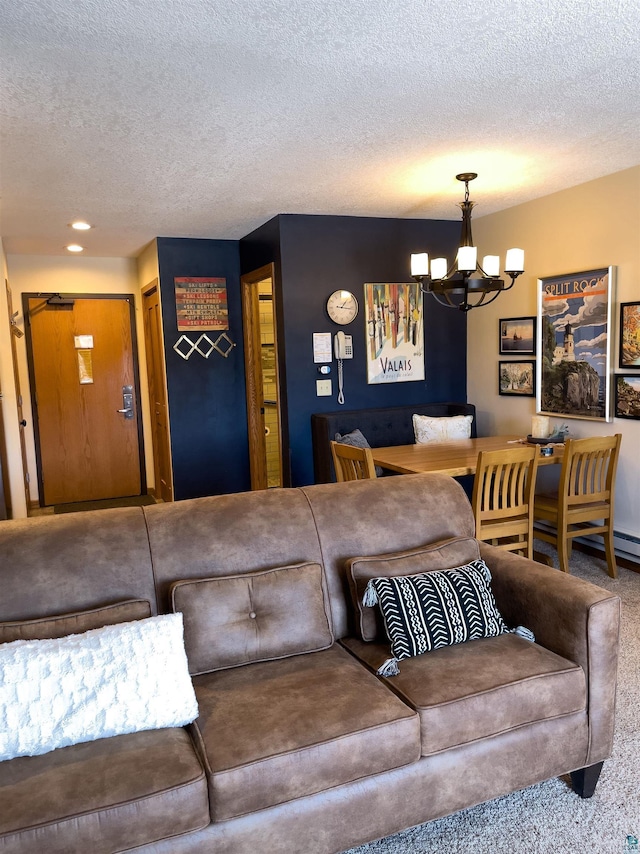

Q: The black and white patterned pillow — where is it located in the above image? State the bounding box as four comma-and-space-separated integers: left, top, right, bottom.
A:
363, 559, 512, 676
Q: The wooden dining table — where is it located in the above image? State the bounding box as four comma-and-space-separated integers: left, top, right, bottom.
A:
370, 435, 564, 476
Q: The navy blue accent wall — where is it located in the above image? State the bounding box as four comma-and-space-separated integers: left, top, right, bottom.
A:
157, 237, 249, 499
243, 214, 467, 487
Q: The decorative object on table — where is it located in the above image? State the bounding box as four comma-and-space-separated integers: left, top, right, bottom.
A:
326, 290, 358, 325
614, 375, 640, 419
174, 277, 228, 332
619, 302, 640, 368
364, 282, 424, 384
173, 332, 236, 360
410, 173, 525, 312
499, 316, 536, 355
526, 418, 569, 444
499, 360, 535, 396
537, 267, 615, 421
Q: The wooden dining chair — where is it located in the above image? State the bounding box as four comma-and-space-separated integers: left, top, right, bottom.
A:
533, 434, 622, 578
471, 445, 539, 559
330, 441, 377, 482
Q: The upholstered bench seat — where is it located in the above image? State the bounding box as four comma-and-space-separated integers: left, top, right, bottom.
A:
191, 644, 421, 821
0, 727, 209, 854
342, 634, 586, 756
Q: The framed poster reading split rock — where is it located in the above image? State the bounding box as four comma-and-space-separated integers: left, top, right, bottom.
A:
536, 266, 615, 422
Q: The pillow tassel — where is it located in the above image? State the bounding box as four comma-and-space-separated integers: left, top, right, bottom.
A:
376, 657, 400, 677
511, 625, 535, 642
362, 580, 378, 607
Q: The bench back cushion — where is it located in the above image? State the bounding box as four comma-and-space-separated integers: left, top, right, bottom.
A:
311, 402, 476, 483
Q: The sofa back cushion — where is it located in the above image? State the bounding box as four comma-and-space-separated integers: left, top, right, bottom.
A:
171, 562, 334, 675
0, 599, 152, 644
347, 537, 481, 641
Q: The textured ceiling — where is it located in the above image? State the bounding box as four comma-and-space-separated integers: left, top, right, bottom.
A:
1, 0, 639, 257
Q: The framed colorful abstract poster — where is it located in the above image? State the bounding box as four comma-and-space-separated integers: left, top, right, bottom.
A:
536, 267, 615, 421
619, 301, 640, 368
364, 283, 424, 384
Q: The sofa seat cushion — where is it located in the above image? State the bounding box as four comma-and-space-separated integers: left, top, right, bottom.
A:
0, 727, 209, 854
342, 633, 586, 756
191, 644, 420, 821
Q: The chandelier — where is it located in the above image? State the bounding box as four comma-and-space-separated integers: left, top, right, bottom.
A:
410, 173, 524, 312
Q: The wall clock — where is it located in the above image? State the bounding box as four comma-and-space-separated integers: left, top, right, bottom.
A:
326, 290, 358, 325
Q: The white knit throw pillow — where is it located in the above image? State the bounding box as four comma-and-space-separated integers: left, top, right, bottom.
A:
0, 613, 198, 761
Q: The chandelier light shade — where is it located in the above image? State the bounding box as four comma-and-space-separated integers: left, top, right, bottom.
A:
410, 173, 525, 311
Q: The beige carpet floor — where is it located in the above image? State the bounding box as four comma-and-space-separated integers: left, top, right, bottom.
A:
346, 544, 640, 854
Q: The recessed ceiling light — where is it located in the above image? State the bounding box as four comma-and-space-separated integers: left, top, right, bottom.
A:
70, 220, 92, 230
66, 244, 84, 252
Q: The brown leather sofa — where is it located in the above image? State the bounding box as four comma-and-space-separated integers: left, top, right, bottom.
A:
0, 473, 620, 854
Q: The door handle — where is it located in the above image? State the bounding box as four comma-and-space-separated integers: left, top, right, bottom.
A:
118, 386, 134, 419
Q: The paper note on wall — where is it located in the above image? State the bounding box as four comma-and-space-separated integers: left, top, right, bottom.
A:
78, 349, 94, 384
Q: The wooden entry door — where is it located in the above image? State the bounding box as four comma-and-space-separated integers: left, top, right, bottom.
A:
26, 294, 144, 505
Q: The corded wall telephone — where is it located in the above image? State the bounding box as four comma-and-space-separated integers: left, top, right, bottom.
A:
334, 332, 353, 404
334, 331, 353, 359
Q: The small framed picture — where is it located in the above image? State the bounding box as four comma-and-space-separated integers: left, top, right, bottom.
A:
614, 374, 640, 419
499, 316, 536, 355
619, 301, 640, 368
499, 360, 535, 397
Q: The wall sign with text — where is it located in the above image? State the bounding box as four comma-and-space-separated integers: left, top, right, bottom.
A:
174, 277, 228, 331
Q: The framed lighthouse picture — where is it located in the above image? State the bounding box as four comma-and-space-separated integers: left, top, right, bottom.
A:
536, 267, 615, 422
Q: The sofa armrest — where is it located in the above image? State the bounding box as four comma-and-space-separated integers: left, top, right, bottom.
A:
480, 542, 621, 766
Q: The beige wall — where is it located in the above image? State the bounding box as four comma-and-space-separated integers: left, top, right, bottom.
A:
2, 254, 155, 513
469, 166, 640, 540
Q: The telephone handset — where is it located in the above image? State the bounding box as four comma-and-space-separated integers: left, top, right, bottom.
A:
334, 332, 353, 360
334, 333, 353, 405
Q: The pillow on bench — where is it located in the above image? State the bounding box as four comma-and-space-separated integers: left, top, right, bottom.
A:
413, 414, 473, 443
334, 429, 384, 477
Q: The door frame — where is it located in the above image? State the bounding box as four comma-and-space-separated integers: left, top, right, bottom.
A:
241, 263, 286, 490
23, 292, 146, 506
141, 278, 174, 502
5, 280, 30, 512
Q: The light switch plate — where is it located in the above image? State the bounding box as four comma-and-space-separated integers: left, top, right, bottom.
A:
316, 379, 332, 396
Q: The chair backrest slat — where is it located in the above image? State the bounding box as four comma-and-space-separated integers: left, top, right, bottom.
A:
330, 441, 377, 482
563, 436, 620, 508
472, 445, 539, 557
